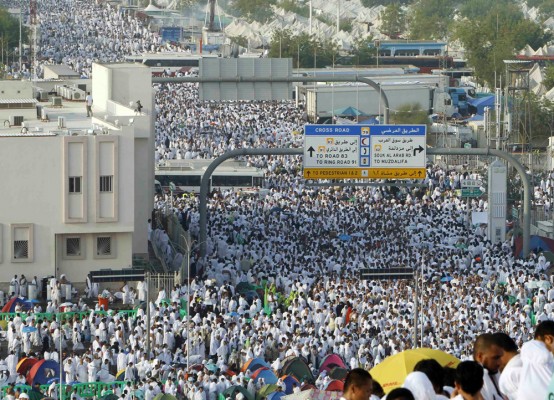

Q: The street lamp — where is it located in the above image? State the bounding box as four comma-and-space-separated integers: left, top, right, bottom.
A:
180, 235, 198, 369
58, 313, 63, 400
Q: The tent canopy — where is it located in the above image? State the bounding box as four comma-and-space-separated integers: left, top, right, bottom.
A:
281, 375, 300, 394
280, 357, 314, 384
241, 357, 270, 372
258, 384, 280, 398
222, 385, 254, 400
2, 297, 27, 313
325, 380, 344, 392
27, 359, 60, 386
319, 354, 346, 374
515, 235, 554, 257
17, 357, 40, 375
468, 95, 495, 115
252, 367, 278, 385
333, 106, 369, 117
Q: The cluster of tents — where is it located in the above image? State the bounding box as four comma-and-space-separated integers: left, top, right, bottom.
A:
222, 354, 349, 400
224, 349, 460, 399
13, 358, 61, 386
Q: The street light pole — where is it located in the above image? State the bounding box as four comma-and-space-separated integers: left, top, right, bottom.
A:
59, 315, 63, 400
186, 242, 191, 368
180, 236, 197, 369
146, 272, 151, 356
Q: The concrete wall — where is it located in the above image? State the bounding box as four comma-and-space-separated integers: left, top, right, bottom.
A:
92, 63, 154, 258
0, 132, 134, 283
0, 80, 33, 98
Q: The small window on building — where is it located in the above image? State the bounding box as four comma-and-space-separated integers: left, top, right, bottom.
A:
66, 237, 81, 256
11, 224, 33, 263
69, 176, 82, 193
96, 236, 112, 257
99, 175, 113, 193
13, 240, 29, 260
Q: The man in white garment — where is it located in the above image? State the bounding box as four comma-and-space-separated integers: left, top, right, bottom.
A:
5, 351, 17, 383
473, 333, 505, 400
516, 320, 554, 400
494, 332, 521, 400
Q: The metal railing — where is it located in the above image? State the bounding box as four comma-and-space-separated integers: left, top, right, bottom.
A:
148, 272, 178, 299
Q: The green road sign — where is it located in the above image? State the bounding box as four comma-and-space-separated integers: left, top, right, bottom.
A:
458, 187, 483, 197
456, 188, 483, 197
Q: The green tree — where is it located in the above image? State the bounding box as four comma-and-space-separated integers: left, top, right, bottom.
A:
339, 20, 353, 33
457, 0, 508, 20
390, 103, 429, 125
279, 0, 309, 18
178, 0, 202, 10
520, 94, 554, 145
544, 64, 554, 91
229, 35, 248, 49
408, 0, 455, 40
0, 7, 28, 54
230, 0, 275, 22
268, 30, 339, 68
540, 4, 554, 20
361, 0, 410, 7
454, 2, 550, 87
380, 3, 405, 39
349, 37, 375, 66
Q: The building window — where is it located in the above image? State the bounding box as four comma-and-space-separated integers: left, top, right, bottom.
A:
69, 176, 82, 193
95, 235, 114, 258
13, 240, 29, 260
99, 175, 113, 193
11, 224, 33, 263
66, 237, 81, 256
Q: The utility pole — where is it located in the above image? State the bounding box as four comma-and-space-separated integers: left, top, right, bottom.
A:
19, 5, 22, 73
414, 274, 418, 348
336, 0, 340, 35
309, 1, 312, 35
146, 272, 151, 356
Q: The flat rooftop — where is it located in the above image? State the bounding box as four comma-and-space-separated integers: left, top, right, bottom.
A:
0, 100, 102, 137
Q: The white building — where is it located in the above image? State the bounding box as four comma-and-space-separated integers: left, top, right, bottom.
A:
0, 63, 154, 284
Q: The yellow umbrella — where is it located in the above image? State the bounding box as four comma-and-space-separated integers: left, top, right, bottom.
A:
370, 348, 460, 394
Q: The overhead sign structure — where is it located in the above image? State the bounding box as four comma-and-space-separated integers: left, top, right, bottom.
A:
303, 124, 426, 179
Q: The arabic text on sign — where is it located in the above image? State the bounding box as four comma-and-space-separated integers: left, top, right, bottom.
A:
304, 168, 427, 180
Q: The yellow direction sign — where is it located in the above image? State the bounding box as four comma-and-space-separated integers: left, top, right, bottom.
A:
304, 168, 427, 179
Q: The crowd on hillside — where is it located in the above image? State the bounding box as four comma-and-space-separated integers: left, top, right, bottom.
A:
0, 0, 193, 78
